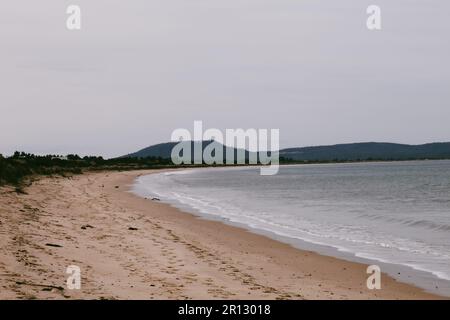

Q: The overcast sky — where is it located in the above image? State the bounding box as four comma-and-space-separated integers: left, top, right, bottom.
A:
1, 1, 449, 157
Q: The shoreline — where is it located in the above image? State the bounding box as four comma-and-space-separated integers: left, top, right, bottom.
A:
0, 170, 444, 299
132, 166, 450, 297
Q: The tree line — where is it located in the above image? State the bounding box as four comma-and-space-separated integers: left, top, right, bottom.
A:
0, 152, 173, 187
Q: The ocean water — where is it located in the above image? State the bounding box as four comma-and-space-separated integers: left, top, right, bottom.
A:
133, 161, 450, 295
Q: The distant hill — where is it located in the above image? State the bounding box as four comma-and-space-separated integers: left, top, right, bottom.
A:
122, 141, 252, 163
122, 141, 450, 162
124, 142, 178, 159
280, 142, 450, 161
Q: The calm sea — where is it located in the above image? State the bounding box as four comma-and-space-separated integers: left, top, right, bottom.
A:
133, 160, 450, 296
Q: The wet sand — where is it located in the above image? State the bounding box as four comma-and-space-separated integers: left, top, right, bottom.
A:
0, 170, 443, 299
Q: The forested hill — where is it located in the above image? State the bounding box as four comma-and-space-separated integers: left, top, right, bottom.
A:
124, 141, 450, 162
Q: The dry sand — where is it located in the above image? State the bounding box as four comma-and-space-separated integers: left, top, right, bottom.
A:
0, 170, 443, 299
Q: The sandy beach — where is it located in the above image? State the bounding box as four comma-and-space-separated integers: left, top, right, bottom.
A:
0, 170, 443, 300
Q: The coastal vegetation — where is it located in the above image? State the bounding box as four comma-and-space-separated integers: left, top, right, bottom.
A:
3, 140, 450, 188
0, 152, 172, 188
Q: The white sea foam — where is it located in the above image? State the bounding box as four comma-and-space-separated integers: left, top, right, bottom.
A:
133, 161, 450, 293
